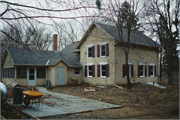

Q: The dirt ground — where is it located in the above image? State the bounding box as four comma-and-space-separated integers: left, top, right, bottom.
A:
1, 81, 179, 119
46, 81, 179, 119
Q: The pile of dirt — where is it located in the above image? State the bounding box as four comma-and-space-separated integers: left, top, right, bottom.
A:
1, 102, 35, 119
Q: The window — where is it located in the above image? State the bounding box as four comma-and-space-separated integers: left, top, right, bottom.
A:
97, 43, 109, 57
37, 68, 46, 78
138, 65, 147, 77
2, 68, 14, 78
149, 65, 156, 77
101, 65, 106, 77
100, 45, 106, 57
88, 47, 92, 57
17, 68, 27, 78
85, 64, 95, 77
123, 64, 133, 77
97, 63, 109, 77
87, 45, 94, 58
74, 68, 81, 76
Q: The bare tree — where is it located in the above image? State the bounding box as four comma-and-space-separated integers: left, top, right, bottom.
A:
142, 0, 180, 85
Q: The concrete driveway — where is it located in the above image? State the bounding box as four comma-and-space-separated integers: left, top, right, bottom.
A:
8, 87, 121, 118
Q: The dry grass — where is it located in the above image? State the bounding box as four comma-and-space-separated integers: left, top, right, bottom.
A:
48, 82, 179, 119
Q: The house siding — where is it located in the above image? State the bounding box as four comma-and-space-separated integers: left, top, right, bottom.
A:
67, 68, 82, 84
115, 43, 160, 84
80, 26, 115, 85
3, 53, 14, 68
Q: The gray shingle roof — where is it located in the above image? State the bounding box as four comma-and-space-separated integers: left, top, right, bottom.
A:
95, 23, 161, 47
7, 42, 82, 67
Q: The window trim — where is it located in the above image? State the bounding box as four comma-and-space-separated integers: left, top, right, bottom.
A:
99, 43, 107, 57
87, 45, 93, 58
87, 65, 93, 77
100, 62, 107, 78
149, 65, 155, 77
139, 65, 145, 77
74, 68, 81, 76
125, 65, 131, 78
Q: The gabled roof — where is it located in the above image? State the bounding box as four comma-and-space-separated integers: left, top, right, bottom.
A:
5, 42, 82, 67
76, 22, 161, 49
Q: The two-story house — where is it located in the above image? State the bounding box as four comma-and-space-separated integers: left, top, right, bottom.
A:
1, 22, 161, 86
76, 22, 161, 85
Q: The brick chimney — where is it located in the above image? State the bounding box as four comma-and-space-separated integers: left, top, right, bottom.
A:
53, 34, 57, 51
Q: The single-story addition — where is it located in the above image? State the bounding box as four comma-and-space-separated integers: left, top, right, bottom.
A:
1, 35, 82, 86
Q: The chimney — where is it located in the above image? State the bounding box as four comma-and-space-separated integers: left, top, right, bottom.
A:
53, 34, 57, 51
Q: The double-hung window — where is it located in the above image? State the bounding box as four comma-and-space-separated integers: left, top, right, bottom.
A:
97, 43, 109, 57
37, 68, 46, 78
123, 63, 133, 77
138, 64, 147, 77
97, 62, 109, 77
87, 45, 94, 58
85, 63, 95, 77
149, 64, 156, 77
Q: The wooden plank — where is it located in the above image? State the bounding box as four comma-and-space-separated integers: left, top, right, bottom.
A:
114, 85, 124, 89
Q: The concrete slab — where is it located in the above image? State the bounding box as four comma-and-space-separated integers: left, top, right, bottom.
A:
8, 87, 121, 118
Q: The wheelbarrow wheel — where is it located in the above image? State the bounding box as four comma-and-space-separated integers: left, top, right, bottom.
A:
24, 97, 30, 106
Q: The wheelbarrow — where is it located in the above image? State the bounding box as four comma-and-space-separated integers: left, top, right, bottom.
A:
23, 91, 43, 107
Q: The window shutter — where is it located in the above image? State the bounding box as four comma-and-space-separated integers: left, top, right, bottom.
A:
106, 43, 109, 56
97, 65, 100, 77
97, 45, 100, 57
138, 65, 140, 77
92, 65, 95, 77
106, 64, 109, 77
85, 65, 87, 77
131, 65, 133, 77
154, 66, 156, 77
123, 65, 125, 77
148, 66, 150, 77
145, 66, 147, 77
92, 46, 95, 58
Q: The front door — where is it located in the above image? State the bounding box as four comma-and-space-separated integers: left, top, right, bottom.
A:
57, 67, 65, 85
28, 68, 36, 86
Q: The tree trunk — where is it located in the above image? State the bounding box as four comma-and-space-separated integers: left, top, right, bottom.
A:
125, 50, 131, 89
167, 52, 173, 85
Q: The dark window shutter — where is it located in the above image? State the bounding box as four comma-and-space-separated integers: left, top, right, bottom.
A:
123, 65, 125, 77
138, 65, 140, 77
92, 46, 95, 58
154, 66, 156, 77
145, 66, 147, 77
106, 64, 109, 77
131, 65, 133, 77
92, 65, 95, 77
97, 45, 100, 57
85, 65, 87, 77
97, 65, 100, 77
106, 43, 109, 56
148, 66, 150, 77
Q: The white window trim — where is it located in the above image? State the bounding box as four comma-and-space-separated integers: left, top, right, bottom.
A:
125, 64, 131, 78
87, 45, 93, 58
74, 68, 81, 76
140, 65, 145, 77
100, 63, 107, 78
86, 63, 93, 65
100, 43, 106, 57
149, 65, 155, 77
87, 65, 93, 77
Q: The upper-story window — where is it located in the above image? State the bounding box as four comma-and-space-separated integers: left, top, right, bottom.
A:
87, 45, 94, 58
97, 43, 109, 57
100, 44, 106, 57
